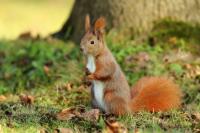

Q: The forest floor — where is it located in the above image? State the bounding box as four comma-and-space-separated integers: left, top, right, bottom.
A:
0, 20, 200, 133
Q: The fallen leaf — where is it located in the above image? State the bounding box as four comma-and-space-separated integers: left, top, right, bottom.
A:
76, 85, 88, 93
125, 52, 149, 71
134, 128, 140, 133
19, 94, 34, 105
56, 108, 80, 120
163, 55, 170, 63
64, 83, 72, 91
192, 112, 200, 121
40, 128, 48, 133
0, 95, 6, 102
168, 37, 177, 44
55, 82, 74, 92
81, 109, 100, 122
43, 65, 50, 75
137, 52, 150, 62
183, 65, 200, 78
195, 66, 200, 75
54, 128, 73, 133
184, 64, 192, 70
126, 52, 149, 62
163, 50, 193, 63
103, 120, 128, 133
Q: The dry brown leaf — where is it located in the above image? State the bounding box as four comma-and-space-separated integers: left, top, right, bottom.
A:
65, 83, 72, 91
125, 52, 149, 71
163, 50, 193, 63
168, 37, 177, 44
183, 65, 200, 78
54, 128, 73, 133
19, 94, 34, 105
73, 85, 88, 94
134, 128, 140, 133
81, 109, 100, 122
184, 64, 192, 70
56, 108, 80, 120
43, 65, 50, 74
195, 66, 200, 75
57, 107, 99, 123
192, 112, 200, 121
40, 128, 48, 133
0, 95, 6, 102
55, 82, 74, 92
137, 52, 150, 62
126, 52, 149, 63
103, 120, 128, 133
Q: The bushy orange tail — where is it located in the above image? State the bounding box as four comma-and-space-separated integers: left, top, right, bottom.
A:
130, 77, 182, 112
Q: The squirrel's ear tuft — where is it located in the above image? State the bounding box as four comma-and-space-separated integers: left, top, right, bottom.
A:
85, 14, 90, 32
94, 17, 106, 33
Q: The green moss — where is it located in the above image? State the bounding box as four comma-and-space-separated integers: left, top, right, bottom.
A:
151, 19, 200, 43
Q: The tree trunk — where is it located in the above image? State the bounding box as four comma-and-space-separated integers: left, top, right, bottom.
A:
53, 0, 200, 43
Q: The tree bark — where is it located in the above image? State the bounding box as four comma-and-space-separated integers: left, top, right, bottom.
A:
53, 0, 200, 43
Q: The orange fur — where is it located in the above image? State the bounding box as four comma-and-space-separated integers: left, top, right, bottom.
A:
94, 17, 106, 31
104, 89, 129, 115
130, 77, 182, 112
93, 54, 115, 80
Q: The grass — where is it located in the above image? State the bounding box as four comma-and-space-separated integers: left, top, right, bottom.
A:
0, 20, 200, 132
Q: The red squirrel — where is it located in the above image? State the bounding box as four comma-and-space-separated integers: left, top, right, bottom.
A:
80, 15, 182, 115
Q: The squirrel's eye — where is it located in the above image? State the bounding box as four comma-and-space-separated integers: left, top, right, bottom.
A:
90, 40, 94, 44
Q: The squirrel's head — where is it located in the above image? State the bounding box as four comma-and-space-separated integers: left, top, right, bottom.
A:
80, 15, 106, 56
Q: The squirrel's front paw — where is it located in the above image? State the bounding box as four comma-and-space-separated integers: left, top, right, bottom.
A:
85, 67, 91, 75
87, 74, 95, 80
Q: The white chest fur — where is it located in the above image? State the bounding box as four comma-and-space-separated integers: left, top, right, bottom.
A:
87, 55, 96, 73
86, 55, 105, 110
